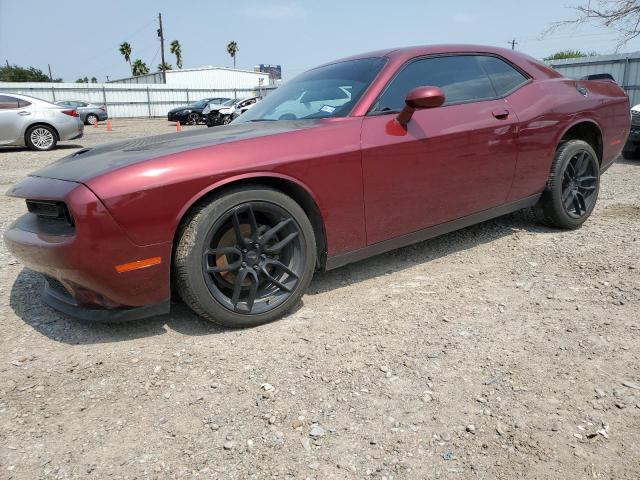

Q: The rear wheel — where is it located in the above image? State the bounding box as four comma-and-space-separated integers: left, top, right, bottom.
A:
174, 187, 316, 328
25, 125, 57, 151
530, 139, 600, 229
86, 113, 98, 125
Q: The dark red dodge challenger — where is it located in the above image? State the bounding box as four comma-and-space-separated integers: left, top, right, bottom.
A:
5, 45, 630, 327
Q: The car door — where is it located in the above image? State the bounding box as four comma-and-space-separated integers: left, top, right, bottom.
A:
0, 95, 30, 145
361, 54, 522, 245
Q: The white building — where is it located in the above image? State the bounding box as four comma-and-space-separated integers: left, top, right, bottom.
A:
109, 66, 270, 89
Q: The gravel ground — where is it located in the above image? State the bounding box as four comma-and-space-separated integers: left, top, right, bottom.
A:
1, 119, 639, 479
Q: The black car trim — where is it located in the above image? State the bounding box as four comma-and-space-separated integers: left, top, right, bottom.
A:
43, 280, 171, 322
325, 194, 541, 270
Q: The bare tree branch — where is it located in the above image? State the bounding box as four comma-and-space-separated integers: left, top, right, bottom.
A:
544, 0, 640, 51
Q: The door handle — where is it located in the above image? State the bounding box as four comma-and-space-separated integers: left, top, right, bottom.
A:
492, 109, 510, 119
18, 111, 31, 116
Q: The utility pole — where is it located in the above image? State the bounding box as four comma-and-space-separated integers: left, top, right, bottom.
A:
158, 12, 167, 84
5, 59, 9, 68
509, 39, 518, 50
47, 64, 53, 82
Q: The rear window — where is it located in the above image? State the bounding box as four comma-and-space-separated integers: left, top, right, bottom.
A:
478, 56, 529, 96
0, 95, 19, 109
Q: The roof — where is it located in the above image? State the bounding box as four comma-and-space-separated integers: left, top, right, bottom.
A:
319, 44, 560, 80
108, 66, 268, 84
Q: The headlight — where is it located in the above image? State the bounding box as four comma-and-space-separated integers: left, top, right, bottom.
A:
183, 109, 191, 114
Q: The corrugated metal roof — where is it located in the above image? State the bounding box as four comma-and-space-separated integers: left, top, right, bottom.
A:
547, 51, 640, 106
547, 51, 640, 67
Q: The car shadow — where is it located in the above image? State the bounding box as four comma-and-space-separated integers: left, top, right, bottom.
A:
9, 211, 555, 345
616, 156, 640, 166
9, 269, 227, 345
308, 211, 553, 294
0, 144, 84, 153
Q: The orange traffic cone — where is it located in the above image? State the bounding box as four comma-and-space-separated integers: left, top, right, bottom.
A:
93, 119, 98, 128
106, 120, 113, 132
176, 121, 182, 132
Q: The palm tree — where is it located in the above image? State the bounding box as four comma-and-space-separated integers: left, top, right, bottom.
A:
132, 59, 150, 76
226, 41, 239, 69
119, 42, 132, 72
170, 40, 183, 69
158, 62, 172, 72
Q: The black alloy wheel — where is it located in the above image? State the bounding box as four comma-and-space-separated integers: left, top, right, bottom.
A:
174, 187, 316, 327
560, 149, 598, 218
202, 202, 305, 314
530, 139, 600, 229
187, 112, 200, 125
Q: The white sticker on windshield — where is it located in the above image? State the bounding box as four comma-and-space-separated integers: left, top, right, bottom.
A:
320, 105, 336, 114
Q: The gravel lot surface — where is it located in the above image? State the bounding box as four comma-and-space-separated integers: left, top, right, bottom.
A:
1, 119, 639, 479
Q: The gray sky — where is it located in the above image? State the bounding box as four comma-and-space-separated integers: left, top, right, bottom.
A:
0, 0, 637, 82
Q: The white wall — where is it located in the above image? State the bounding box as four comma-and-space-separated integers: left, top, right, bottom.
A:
0, 82, 272, 118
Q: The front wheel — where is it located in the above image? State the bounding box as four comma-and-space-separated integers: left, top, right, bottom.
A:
530, 139, 600, 229
186, 112, 200, 125
221, 115, 232, 125
174, 187, 316, 328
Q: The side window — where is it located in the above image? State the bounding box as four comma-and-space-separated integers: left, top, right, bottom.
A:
17, 99, 31, 108
372, 55, 496, 113
0, 95, 20, 110
478, 56, 528, 96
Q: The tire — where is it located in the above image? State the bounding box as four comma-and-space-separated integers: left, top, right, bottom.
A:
86, 114, 98, 125
222, 115, 232, 125
25, 125, 57, 151
187, 112, 200, 125
530, 139, 600, 229
621, 149, 639, 160
174, 186, 317, 328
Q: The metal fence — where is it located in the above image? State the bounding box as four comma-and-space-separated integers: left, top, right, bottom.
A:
548, 52, 640, 106
0, 82, 278, 118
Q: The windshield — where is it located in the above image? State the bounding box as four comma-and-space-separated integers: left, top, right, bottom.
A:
222, 98, 240, 106
237, 57, 386, 122
192, 99, 210, 108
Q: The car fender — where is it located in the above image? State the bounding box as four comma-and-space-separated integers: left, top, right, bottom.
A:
554, 116, 603, 149
175, 171, 322, 229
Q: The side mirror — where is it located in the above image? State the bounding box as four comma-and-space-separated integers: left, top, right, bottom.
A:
396, 86, 445, 126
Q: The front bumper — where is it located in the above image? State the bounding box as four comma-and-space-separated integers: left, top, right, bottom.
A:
4, 176, 171, 321
43, 279, 169, 321
168, 112, 189, 122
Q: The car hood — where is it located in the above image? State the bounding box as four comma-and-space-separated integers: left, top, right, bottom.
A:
168, 106, 192, 114
31, 120, 323, 183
